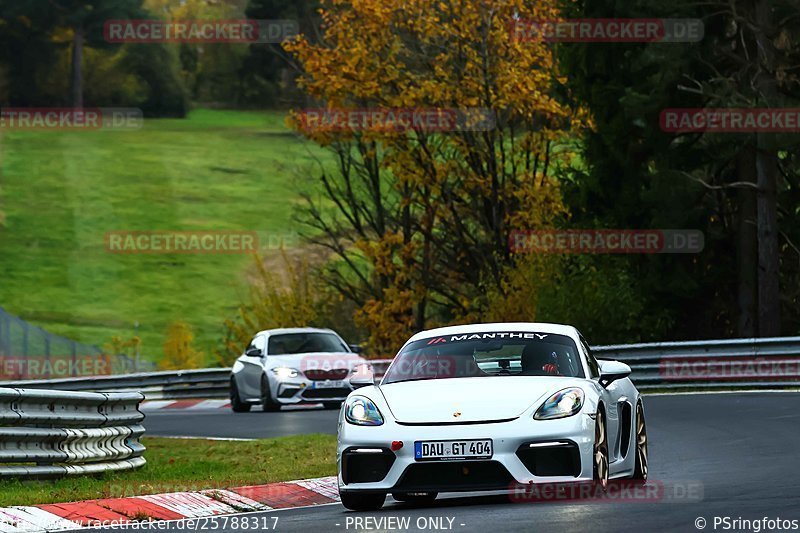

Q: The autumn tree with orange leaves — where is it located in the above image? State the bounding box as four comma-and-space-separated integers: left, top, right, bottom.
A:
286, 0, 587, 353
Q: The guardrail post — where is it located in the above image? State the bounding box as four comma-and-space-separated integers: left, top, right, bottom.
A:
0, 314, 6, 357
22, 322, 29, 359
71, 341, 77, 378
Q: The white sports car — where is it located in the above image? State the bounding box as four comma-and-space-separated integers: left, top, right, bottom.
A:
230, 328, 368, 411
337, 323, 648, 511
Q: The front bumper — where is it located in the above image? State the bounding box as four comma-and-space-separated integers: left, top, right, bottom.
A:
272, 377, 352, 404
337, 412, 596, 493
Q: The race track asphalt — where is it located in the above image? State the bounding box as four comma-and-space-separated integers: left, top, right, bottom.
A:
143, 404, 339, 439
114, 392, 800, 532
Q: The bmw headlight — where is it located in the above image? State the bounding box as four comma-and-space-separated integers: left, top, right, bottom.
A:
271, 367, 299, 379
344, 396, 384, 426
534, 387, 584, 420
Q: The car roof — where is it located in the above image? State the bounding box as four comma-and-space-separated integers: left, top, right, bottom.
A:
406, 322, 579, 343
254, 327, 338, 337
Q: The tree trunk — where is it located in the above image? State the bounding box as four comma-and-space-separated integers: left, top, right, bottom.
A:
736, 144, 758, 336
71, 23, 84, 108
755, 139, 780, 336
753, 0, 781, 336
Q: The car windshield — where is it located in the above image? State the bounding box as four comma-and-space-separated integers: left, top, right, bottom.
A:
267, 333, 348, 355
382, 332, 584, 384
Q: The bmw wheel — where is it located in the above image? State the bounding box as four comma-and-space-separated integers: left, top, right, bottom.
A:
260, 375, 281, 412
230, 378, 251, 413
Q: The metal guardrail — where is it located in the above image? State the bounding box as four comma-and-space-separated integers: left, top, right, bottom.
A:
593, 336, 800, 390
0, 388, 146, 478
1, 336, 799, 397
0, 369, 231, 400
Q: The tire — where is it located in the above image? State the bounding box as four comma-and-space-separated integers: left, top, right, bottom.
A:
230, 378, 251, 413
322, 401, 342, 410
593, 408, 609, 491
632, 402, 648, 481
391, 492, 438, 503
260, 375, 281, 412
340, 491, 386, 511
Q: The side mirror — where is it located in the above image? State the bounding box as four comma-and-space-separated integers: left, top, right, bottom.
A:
348, 363, 374, 389
245, 348, 263, 358
598, 360, 631, 388
348, 344, 363, 354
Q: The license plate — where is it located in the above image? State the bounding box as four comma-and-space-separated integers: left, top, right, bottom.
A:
312, 380, 345, 389
414, 439, 493, 461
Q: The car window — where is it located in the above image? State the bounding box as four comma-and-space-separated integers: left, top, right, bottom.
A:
267, 333, 348, 355
580, 336, 601, 379
383, 332, 585, 384
254, 335, 267, 353
245, 337, 257, 352
246, 335, 266, 355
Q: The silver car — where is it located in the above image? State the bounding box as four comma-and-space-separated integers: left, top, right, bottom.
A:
230, 327, 368, 412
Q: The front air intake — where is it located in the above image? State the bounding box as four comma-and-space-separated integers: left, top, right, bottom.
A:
516, 441, 581, 477
341, 448, 396, 484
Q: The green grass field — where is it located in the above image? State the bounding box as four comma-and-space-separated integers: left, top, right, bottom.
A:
0, 434, 336, 506
0, 109, 333, 362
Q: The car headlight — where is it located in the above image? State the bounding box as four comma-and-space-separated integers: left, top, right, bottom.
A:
534, 387, 584, 420
344, 396, 384, 426
271, 367, 299, 379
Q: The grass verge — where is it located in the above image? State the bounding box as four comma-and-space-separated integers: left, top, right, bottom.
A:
0, 108, 334, 358
0, 434, 337, 507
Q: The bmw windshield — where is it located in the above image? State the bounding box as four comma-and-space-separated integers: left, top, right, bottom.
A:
382, 332, 585, 384
267, 333, 349, 355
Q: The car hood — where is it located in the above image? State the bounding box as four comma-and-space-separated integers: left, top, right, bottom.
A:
379, 377, 580, 423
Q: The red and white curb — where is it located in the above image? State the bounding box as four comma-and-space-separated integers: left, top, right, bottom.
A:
140, 400, 325, 411
140, 400, 232, 411
0, 476, 339, 532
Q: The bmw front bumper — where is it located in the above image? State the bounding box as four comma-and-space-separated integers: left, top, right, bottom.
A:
272, 376, 353, 405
